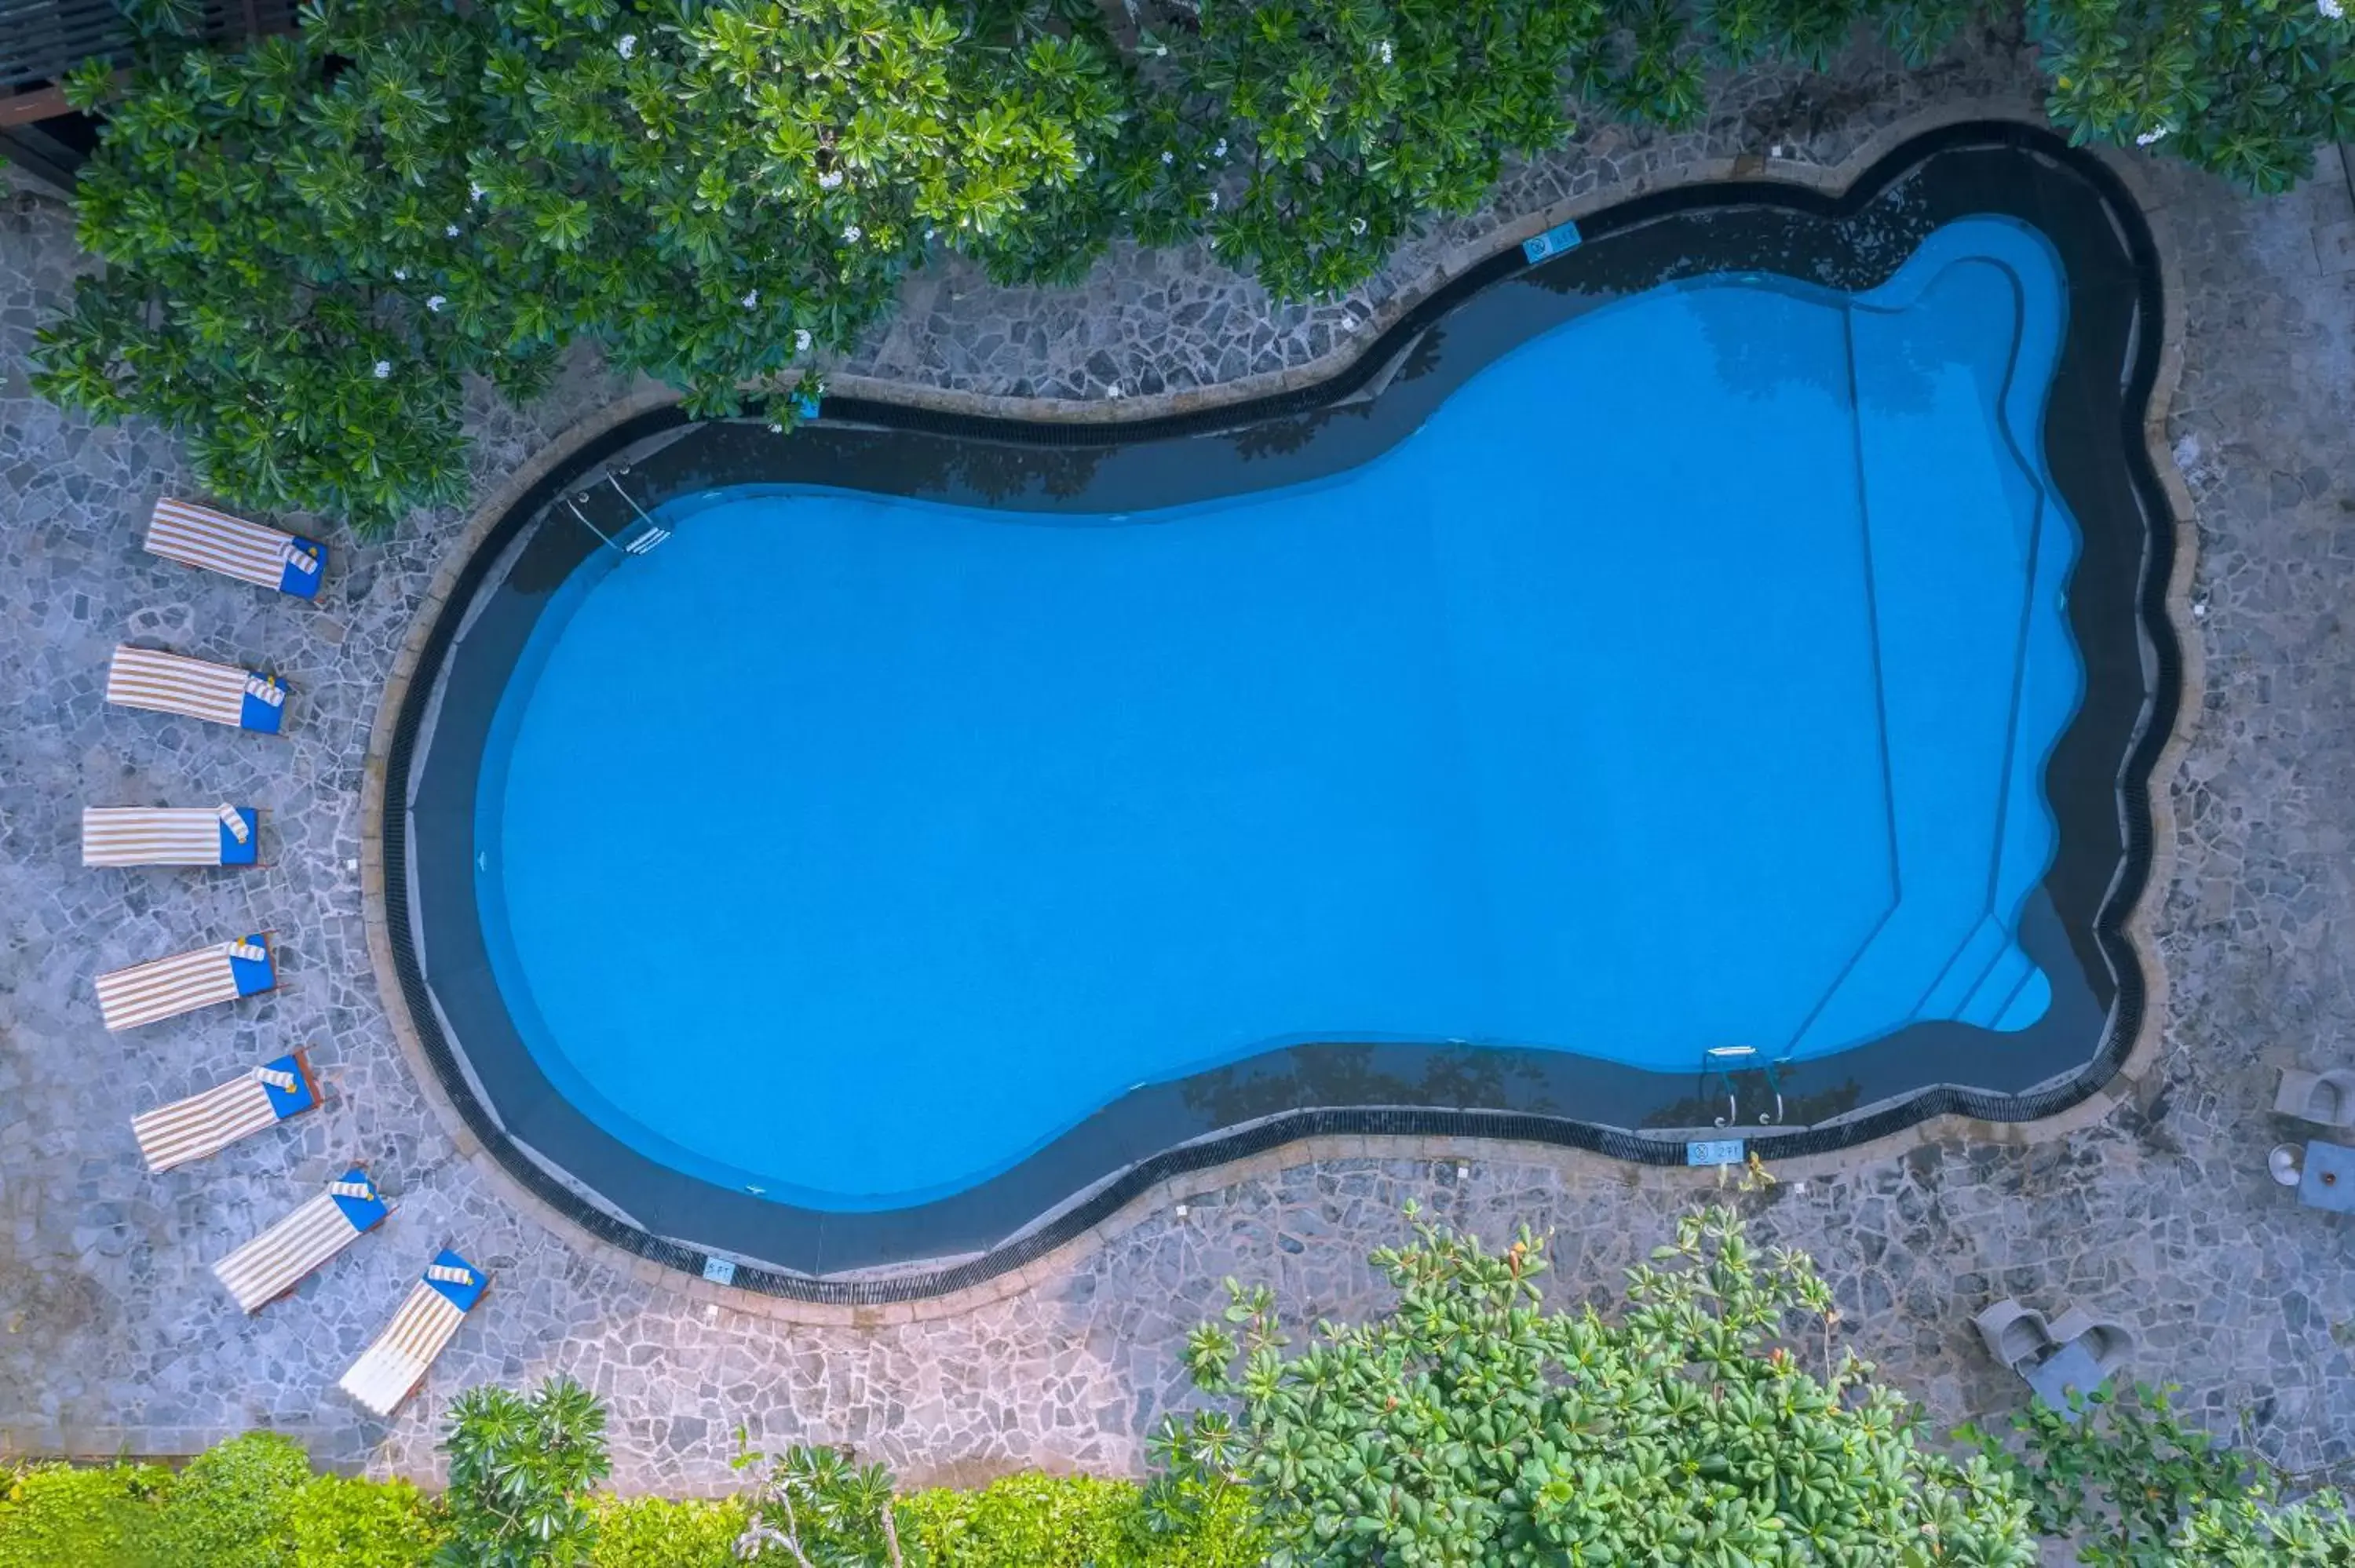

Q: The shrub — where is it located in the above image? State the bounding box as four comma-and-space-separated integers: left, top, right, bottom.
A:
1162, 0, 1610, 301
1151, 1204, 2043, 1564
2030, 0, 2355, 191
146, 1431, 310, 1568
440, 1375, 611, 1568
0, 1462, 167, 1568
586, 1495, 746, 1568
36, 0, 1137, 536
1970, 1379, 2355, 1564
900, 1470, 1265, 1567
292, 1472, 449, 1567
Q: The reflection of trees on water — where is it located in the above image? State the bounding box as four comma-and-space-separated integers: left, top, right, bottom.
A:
1229, 410, 1329, 462
1177, 1043, 1550, 1128
1515, 179, 1953, 414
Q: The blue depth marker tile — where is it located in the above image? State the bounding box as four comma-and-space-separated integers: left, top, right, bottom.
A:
1686, 1139, 1744, 1167
1522, 219, 1583, 264
701, 1256, 737, 1285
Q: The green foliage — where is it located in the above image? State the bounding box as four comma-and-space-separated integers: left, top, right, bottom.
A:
586, 1494, 747, 1567
36, 0, 1134, 535
293, 1473, 450, 1567
732, 1441, 912, 1566
440, 1375, 612, 1568
0, 1461, 168, 1568
1967, 1380, 2355, 1565
897, 1469, 1265, 1567
1168, 0, 1607, 299
729, 1442, 1266, 1568
2030, 0, 2355, 191
1152, 1204, 2041, 1566
147, 1430, 311, 1568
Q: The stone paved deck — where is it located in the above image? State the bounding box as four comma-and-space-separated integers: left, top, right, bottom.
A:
5, 37, 2355, 1493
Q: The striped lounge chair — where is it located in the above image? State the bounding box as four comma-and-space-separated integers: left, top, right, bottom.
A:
94, 932, 276, 1032
212, 1167, 390, 1313
82, 804, 259, 868
130, 1051, 320, 1173
145, 498, 327, 599
107, 646, 290, 735
340, 1251, 491, 1417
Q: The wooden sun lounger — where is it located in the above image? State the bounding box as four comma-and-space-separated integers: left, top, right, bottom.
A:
339, 1250, 491, 1416
145, 497, 326, 598
130, 1050, 320, 1172
106, 646, 290, 735
93, 932, 276, 1031
81, 804, 259, 867
212, 1168, 389, 1313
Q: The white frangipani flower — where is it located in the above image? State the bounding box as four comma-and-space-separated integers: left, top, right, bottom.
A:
445, 222, 461, 237
2135, 126, 2170, 146
469, 181, 485, 203
794, 329, 812, 352
1160, 149, 1175, 165
1349, 216, 1367, 235
817, 169, 844, 189
1212, 138, 1228, 158
617, 32, 637, 57
1208, 189, 1220, 210
426, 294, 447, 312
373, 360, 392, 379
741, 289, 759, 308
393, 266, 409, 279
1377, 38, 1393, 63
842, 224, 863, 242
2323, 0, 2345, 19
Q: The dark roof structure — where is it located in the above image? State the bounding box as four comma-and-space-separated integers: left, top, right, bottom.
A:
2, 0, 298, 126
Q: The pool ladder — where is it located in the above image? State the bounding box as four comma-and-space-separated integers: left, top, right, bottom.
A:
566, 469, 672, 556
1704, 1045, 1788, 1128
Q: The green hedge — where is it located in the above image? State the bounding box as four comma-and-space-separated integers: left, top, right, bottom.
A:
0, 1438, 1264, 1567
901, 1471, 1264, 1568
0, 1462, 169, 1568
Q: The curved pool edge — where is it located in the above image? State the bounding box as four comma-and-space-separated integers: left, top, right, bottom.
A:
360, 103, 2197, 1312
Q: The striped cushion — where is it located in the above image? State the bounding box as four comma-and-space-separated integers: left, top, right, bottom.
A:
339, 1285, 468, 1416
106, 646, 250, 728
212, 1193, 365, 1313
131, 1075, 278, 1172
94, 942, 239, 1031
146, 498, 292, 591
82, 807, 226, 867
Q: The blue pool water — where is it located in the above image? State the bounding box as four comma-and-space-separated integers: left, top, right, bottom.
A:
477, 217, 2083, 1209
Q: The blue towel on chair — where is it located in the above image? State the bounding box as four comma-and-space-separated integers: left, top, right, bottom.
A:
219, 808, 259, 866
229, 935, 275, 997
279, 536, 326, 598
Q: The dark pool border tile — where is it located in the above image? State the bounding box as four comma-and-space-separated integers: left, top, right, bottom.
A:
377, 119, 2178, 1298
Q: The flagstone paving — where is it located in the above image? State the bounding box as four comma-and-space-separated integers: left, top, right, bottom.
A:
5, 40, 2355, 1493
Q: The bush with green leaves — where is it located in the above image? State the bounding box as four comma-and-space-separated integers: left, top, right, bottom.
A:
145, 1429, 312, 1568
899, 1468, 1265, 1566
1151, 1204, 2043, 1564
0, 1459, 168, 1568
2031, 0, 2355, 191
294, 1472, 449, 1566
440, 1374, 612, 1568
728, 1440, 1268, 1567
35, 0, 1137, 535
586, 1494, 747, 1567
1970, 1379, 2355, 1565
1152, 0, 1609, 300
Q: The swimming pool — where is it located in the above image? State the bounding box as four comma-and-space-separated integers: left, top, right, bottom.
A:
390, 126, 2174, 1288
